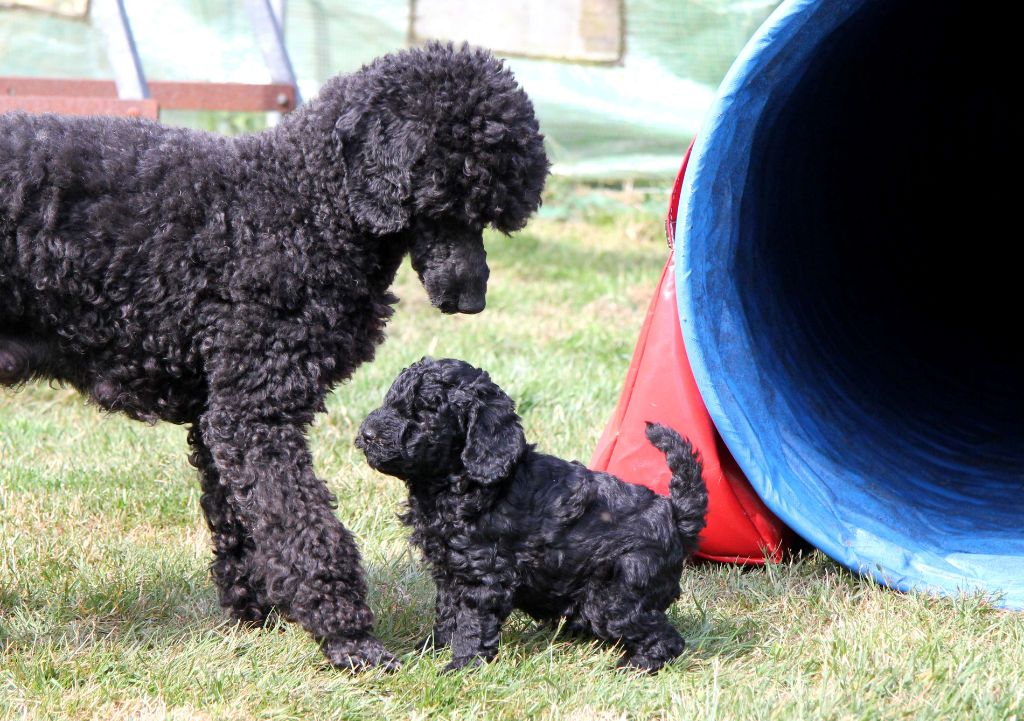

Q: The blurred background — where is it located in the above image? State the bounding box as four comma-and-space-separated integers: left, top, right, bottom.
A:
0, 0, 780, 180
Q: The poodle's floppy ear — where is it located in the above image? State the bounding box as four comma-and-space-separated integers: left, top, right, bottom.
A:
461, 388, 526, 484
335, 105, 427, 235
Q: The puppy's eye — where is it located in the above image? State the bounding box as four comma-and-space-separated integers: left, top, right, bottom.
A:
412, 399, 449, 424
414, 406, 436, 422
414, 395, 441, 412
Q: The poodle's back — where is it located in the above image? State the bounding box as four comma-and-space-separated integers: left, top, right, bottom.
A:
0, 112, 238, 331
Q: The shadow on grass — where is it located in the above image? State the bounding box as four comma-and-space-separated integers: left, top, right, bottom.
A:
0, 569, 227, 654
373, 559, 764, 671
2, 549, 767, 678
677, 611, 763, 665
0, 555, 439, 663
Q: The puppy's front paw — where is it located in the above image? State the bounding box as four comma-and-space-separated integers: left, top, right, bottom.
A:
322, 633, 401, 672
226, 603, 279, 630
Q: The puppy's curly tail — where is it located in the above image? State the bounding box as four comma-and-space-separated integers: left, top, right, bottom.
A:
645, 422, 708, 554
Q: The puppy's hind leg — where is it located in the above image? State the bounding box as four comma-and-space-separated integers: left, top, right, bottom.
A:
0, 335, 53, 386
585, 555, 686, 673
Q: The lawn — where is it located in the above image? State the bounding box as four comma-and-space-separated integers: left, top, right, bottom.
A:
1, 190, 1022, 721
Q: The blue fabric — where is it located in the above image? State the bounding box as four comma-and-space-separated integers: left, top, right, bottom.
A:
677, 0, 1024, 609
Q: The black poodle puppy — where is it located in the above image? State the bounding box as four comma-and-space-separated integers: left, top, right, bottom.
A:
356, 358, 708, 672
0, 43, 548, 670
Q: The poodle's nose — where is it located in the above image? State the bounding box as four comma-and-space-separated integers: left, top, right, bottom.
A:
456, 295, 486, 314
0, 350, 21, 377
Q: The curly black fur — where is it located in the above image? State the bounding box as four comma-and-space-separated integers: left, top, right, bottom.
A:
357, 358, 708, 672
0, 43, 548, 670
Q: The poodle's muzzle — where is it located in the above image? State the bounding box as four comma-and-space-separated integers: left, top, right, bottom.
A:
411, 226, 490, 315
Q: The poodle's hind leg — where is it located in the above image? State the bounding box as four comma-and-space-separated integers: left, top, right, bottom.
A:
188, 426, 274, 627
0, 335, 53, 386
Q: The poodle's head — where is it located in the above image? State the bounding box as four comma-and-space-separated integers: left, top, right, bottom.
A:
327, 42, 549, 314
356, 358, 527, 488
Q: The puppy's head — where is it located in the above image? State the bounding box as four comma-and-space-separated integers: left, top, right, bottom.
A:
356, 358, 526, 488
329, 42, 549, 314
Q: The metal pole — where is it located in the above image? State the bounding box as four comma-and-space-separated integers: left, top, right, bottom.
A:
91, 0, 150, 100
271, 0, 286, 35
246, 0, 301, 105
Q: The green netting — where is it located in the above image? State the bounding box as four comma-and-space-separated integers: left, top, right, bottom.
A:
0, 0, 781, 178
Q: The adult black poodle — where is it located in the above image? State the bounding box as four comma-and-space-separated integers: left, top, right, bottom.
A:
0, 43, 548, 670
357, 358, 708, 672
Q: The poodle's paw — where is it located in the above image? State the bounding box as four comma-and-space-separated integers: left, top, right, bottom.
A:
442, 654, 491, 673
322, 633, 401, 672
218, 585, 275, 629
555, 618, 594, 639
0, 337, 51, 385
228, 604, 279, 630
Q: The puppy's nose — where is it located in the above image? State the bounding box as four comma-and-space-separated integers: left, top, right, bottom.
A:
357, 425, 377, 447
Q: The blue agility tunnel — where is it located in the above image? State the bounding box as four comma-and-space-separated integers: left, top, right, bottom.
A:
677, 0, 1023, 608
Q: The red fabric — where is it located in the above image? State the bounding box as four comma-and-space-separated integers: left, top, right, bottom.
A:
665, 148, 690, 247
590, 145, 790, 564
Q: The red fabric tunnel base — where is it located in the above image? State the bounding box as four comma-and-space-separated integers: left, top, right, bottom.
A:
590, 149, 790, 564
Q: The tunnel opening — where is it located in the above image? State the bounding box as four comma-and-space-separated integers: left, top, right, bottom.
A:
681, 0, 1024, 603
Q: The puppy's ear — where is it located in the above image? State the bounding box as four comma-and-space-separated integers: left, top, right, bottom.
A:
335, 107, 426, 235
461, 392, 526, 484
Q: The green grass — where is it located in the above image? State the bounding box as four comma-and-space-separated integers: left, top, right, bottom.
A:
2, 200, 1023, 720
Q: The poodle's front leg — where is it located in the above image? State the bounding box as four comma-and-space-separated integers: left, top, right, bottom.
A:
200, 404, 397, 671
445, 584, 514, 672
188, 426, 272, 627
